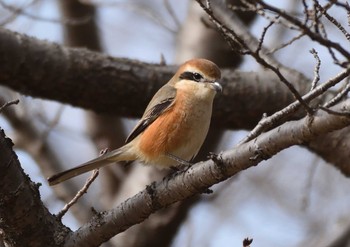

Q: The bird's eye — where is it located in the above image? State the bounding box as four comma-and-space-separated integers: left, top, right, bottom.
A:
192, 73, 203, 82
179, 71, 203, 82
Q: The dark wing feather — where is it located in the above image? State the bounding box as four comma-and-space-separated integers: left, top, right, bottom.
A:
125, 84, 176, 143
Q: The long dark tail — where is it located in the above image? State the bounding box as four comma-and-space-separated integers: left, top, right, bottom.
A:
48, 147, 133, 186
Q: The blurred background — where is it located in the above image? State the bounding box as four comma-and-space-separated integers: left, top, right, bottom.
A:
1, 0, 350, 246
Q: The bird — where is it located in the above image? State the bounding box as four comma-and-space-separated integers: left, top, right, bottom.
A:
48, 58, 222, 186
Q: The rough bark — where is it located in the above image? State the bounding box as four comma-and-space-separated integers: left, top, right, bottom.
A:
0, 128, 70, 247
0, 94, 95, 223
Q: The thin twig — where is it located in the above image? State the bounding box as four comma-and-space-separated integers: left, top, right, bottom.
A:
56, 148, 109, 219
322, 0, 337, 12
256, 20, 275, 54
199, 1, 246, 54
324, 79, 350, 108
330, 0, 350, 11
0, 99, 19, 113
310, 48, 321, 90
0, 0, 91, 25
256, 0, 350, 61
315, 1, 350, 42
0, 0, 37, 26
312, 0, 320, 34
238, 0, 300, 31
240, 67, 350, 144
301, 156, 319, 211
302, 0, 309, 25
163, 0, 180, 29
317, 17, 342, 66
196, 0, 313, 114
319, 105, 350, 117
40, 105, 65, 141
56, 169, 99, 220
267, 32, 305, 55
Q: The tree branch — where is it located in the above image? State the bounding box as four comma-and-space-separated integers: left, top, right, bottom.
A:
0, 99, 19, 113
64, 99, 350, 247
0, 27, 174, 118
0, 27, 313, 129
0, 128, 70, 246
0, 93, 99, 223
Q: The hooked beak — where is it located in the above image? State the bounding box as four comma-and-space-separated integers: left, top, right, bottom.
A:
211, 81, 222, 93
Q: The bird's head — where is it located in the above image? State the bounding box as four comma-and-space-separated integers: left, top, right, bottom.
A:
173, 58, 222, 94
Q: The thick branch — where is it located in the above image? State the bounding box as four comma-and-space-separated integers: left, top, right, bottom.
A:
0, 27, 311, 129
0, 128, 70, 247
65, 100, 350, 247
0, 27, 174, 118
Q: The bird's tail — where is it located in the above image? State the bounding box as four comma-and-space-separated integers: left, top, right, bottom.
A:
48, 146, 134, 186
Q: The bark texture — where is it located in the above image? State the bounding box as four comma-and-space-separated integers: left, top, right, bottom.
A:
0, 128, 70, 247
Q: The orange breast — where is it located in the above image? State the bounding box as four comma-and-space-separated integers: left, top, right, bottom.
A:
138, 93, 190, 160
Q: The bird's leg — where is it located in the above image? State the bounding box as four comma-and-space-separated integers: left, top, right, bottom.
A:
163, 153, 192, 180
163, 154, 194, 182
166, 153, 192, 167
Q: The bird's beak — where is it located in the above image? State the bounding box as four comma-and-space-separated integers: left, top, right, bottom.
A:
211, 81, 222, 93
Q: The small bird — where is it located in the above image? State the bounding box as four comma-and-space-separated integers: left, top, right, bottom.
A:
48, 58, 222, 185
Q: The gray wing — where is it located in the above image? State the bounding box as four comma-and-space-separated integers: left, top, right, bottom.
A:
125, 84, 177, 143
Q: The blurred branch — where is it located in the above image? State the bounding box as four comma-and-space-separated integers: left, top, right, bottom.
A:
176, 0, 255, 67
0, 0, 38, 26
61, 0, 132, 193
60, 2, 194, 247
0, 98, 19, 113
0, 0, 91, 25
0, 27, 311, 129
81, 1, 179, 33
326, 222, 350, 247
64, 99, 350, 246
59, 0, 128, 209
59, 0, 101, 50
163, 0, 181, 29
308, 124, 350, 175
